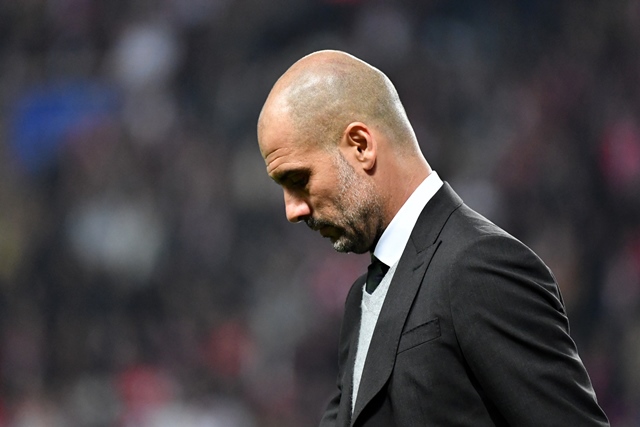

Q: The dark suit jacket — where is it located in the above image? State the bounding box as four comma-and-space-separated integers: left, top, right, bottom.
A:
319, 183, 609, 426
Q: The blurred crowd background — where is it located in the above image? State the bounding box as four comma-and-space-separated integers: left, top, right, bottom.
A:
0, 0, 639, 425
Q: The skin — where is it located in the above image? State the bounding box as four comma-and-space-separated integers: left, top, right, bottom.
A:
257, 50, 432, 254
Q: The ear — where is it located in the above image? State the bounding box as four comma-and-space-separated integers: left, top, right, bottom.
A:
340, 122, 377, 171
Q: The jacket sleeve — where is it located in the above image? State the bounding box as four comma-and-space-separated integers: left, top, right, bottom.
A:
319, 388, 341, 427
319, 275, 365, 427
449, 233, 609, 426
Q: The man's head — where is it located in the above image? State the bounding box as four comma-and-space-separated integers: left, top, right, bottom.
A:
257, 50, 430, 254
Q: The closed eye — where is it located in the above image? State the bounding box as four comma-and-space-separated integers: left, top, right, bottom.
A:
288, 172, 309, 188
272, 168, 311, 190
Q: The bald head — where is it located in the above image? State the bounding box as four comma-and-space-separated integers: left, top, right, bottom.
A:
258, 51, 432, 250
259, 50, 417, 152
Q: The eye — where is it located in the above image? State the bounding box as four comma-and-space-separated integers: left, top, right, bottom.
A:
288, 172, 309, 189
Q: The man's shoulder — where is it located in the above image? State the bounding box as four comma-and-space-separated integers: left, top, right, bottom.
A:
411, 183, 515, 249
442, 203, 513, 242
436, 203, 548, 276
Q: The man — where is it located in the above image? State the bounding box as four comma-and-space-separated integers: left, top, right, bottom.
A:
257, 50, 609, 426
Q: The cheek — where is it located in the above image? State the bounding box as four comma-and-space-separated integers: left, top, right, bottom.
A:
307, 189, 341, 217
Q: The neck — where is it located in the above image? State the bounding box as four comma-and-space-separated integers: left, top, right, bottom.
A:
381, 156, 431, 228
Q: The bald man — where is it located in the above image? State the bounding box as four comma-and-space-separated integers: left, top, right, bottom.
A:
257, 50, 609, 427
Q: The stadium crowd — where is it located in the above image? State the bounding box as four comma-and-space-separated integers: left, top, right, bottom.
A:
0, 0, 639, 425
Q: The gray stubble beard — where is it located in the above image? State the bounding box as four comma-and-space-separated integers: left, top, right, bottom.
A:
330, 153, 384, 254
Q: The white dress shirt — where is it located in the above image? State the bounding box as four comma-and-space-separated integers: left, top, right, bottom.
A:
373, 171, 444, 267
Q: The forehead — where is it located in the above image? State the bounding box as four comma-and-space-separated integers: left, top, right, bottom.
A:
262, 135, 325, 181
258, 95, 292, 153
258, 91, 336, 180
259, 109, 295, 164
260, 126, 334, 187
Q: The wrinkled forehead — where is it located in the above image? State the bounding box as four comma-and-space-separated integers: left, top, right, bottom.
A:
258, 108, 300, 165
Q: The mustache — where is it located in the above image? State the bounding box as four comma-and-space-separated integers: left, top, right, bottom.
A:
305, 217, 335, 231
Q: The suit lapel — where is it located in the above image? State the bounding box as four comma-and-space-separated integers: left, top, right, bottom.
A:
350, 183, 463, 425
336, 277, 364, 427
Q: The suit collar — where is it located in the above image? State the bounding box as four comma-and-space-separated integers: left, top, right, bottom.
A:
374, 171, 444, 268
409, 182, 463, 252
349, 182, 463, 425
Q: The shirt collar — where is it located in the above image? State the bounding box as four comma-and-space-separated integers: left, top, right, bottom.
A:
373, 171, 443, 267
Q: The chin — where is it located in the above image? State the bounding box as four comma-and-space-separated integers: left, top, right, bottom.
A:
332, 237, 370, 254
331, 238, 352, 254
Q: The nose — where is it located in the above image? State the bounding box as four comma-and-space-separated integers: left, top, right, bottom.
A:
284, 190, 311, 223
